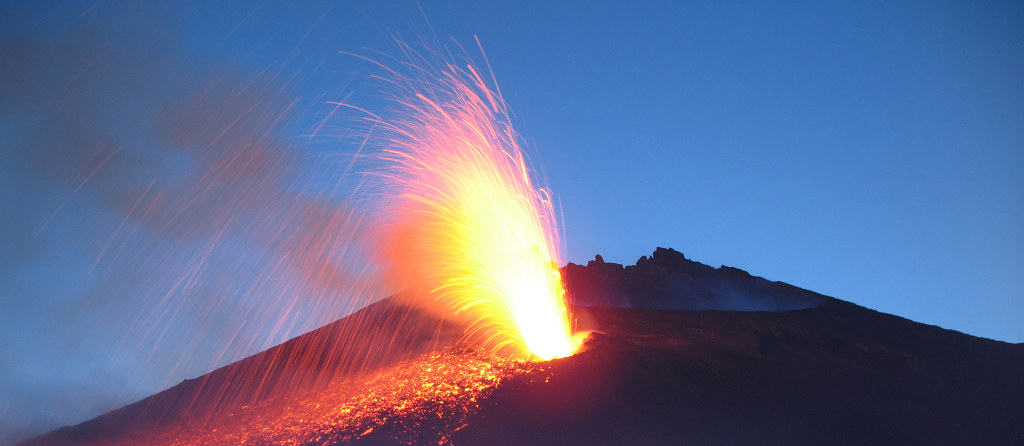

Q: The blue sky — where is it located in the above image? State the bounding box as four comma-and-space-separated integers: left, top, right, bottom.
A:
1, 0, 1022, 443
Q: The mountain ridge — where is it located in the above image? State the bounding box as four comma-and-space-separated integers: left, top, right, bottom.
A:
19, 247, 1023, 446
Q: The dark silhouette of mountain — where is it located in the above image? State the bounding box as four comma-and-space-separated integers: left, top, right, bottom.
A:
563, 247, 826, 311
20, 248, 1024, 446
455, 302, 1023, 446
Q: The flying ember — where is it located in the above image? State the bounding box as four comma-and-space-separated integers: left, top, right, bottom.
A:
18, 40, 585, 446
370, 43, 579, 360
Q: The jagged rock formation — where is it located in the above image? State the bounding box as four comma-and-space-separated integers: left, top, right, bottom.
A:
563, 247, 825, 311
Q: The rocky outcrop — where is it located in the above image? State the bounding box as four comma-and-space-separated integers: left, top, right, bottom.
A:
24, 247, 1023, 446
563, 247, 827, 311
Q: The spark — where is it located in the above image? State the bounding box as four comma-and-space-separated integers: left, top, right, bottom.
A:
34, 145, 123, 237
26, 39, 583, 445
87, 348, 546, 446
371, 41, 579, 360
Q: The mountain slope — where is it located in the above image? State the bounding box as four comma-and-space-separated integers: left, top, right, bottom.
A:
20, 248, 1024, 446
456, 301, 1024, 445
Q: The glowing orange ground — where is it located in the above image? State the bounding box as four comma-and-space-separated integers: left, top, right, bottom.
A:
88, 348, 548, 446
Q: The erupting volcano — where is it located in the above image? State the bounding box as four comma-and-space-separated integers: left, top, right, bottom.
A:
369, 46, 578, 360
21, 43, 586, 445
17, 43, 1024, 446
21, 249, 1024, 446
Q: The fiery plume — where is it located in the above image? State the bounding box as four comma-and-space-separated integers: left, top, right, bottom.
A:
366, 42, 577, 360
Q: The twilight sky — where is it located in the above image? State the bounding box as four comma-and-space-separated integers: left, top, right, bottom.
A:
1, 1, 1022, 443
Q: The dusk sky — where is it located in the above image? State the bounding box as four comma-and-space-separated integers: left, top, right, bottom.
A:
2, 1, 1022, 443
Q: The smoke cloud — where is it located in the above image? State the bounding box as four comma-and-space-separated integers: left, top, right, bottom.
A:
0, 5, 377, 444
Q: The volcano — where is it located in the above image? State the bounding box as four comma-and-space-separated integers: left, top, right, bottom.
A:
20, 248, 1024, 446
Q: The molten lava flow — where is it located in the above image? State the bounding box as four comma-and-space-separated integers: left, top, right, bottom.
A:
20, 44, 583, 446
374, 48, 576, 360
88, 348, 546, 446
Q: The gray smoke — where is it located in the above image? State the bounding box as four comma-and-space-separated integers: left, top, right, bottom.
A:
0, 4, 376, 444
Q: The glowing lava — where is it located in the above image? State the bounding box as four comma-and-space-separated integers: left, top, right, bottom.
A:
20, 43, 582, 446
373, 46, 577, 360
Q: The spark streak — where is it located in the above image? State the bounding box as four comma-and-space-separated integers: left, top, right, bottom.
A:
371, 43, 578, 360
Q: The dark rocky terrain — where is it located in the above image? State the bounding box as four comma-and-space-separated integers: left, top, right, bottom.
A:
21, 248, 1024, 446
456, 301, 1024, 445
563, 247, 826, 311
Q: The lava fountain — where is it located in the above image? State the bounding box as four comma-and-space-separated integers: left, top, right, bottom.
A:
20, 42, 584, 446
364, 43, 578, 361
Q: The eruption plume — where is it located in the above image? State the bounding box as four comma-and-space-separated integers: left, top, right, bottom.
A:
363, 41, 578, 361
10, 37, 583, 445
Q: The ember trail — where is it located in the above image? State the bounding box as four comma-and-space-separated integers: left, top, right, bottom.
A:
367, 42, 581, 361
22, 41, 583, 446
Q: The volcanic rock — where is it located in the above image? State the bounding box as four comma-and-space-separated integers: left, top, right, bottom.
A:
563, 247, 826, 311
454, 301, 1023, 445
20, 248, 1024, 446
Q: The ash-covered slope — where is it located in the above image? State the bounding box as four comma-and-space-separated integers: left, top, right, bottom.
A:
455, 302, 1023, 446
21, 248, 1024, 446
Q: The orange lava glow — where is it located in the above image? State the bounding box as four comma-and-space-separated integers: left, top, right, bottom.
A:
27, 44, 583, 446
86, 348, 547, 446
372, 45, 578, 360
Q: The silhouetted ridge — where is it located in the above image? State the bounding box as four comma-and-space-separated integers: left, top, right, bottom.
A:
563, 247, 827, 310
455, 301, 1024, 446
20, 247, 1023, 446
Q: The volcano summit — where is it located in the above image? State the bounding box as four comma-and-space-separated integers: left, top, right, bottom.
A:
20, 248, 1024, 446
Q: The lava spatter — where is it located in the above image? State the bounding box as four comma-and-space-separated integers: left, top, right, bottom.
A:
102, 348, 544, 446
367, 41, 580, 360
